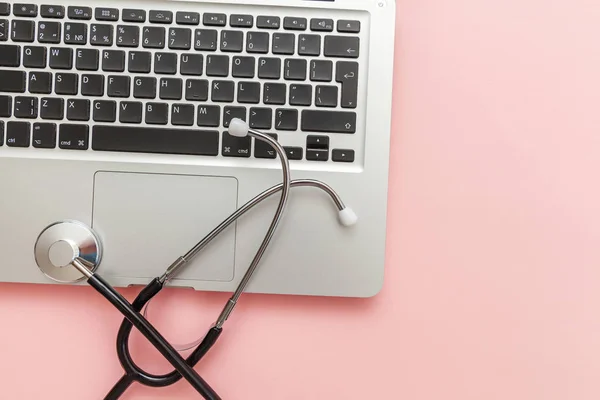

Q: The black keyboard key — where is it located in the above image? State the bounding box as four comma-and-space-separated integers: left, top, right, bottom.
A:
0, 3, 9, 16
275, 109, 298, 131
159, 77, 182, 100
284, 146, 303, 160
232, 56, 255, 78
68, 6, 91, 20
272, 33, 295, 55
249, 107, 272, 129
55, 73, 78, 94
150, 10, 173, 24
92, 125, 220, 156
255, 133, 279, 159
13, 4, 37, 17
204, 13, 226, 27
230, 14, 253, 28
211, 80, 234, 102
180, 53, 203, 75
176, 11, 199, 25
38, 21, 61, 43
95, 8, 119, 21
263, 83, 286, 105
310, 60, 332, 82
32, 123, 57, 148
194, 29, 217, 51
85, 12, 112, 28
338, 20, 361, 33
81, 74, 104, 96
336, 61, 359, 108
142, 26, 165, 49
315, 85, 338, 107
128, 51, 151, 73
206, 54, 229, 77
324, 36, 360, 58
256, 16, 280, 29
59, 124, 89, 150
283, 17, 307, 31
41, 5, 65, 19
310, 18, 333, 32
93, 100, 116, 122
306, 135, 329, 149
169, 27, 191, 49
154, 52, 177, 74
197, 105, 220, 127
301, 110, 356, 133
237, 81, 260, 104
298, 34, 321, 56
119, 101, 142, 123
258, 57, 281, 79
14, 96, 37, 118
6, 121, 30, 147
185, 79, 208, 101
11, 20, 34, 42
133, 76, 156, 98
90, 24, 114, 46
220, 30, 243, 52
76, 49, 99, 70
246, 32, 269, 53
23, 46, 46, 68
0, 95, 11, 116
66, 98, 90, 121
40, 97, 63, 119
102, 50, 126, 72
222, 131, 250, 157
223, 106, 246, 127
64, 22, 87, 45
0, 121, 3, 145
306, 149, 328, 161
123, 9, 145, 23
284, 59, 307, 81
0, 44, 20, 66
145, 102, 168, 125
0, 69, 25, 92
0, 19, 7, 41
289, 84, 312, 106
28, 71, 52, 94
171, 103, 194, 126
117, 25, 139, 47
107, 75, 130, 97
332, 149, 355, 162
49, 47, 73, 69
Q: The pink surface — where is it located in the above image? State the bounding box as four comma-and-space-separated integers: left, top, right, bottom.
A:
2, 1, 600, 398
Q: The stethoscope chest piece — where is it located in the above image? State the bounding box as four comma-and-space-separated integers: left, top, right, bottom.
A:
34, 220, 102, 283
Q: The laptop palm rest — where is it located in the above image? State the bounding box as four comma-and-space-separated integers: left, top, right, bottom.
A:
91, 171, 238, 283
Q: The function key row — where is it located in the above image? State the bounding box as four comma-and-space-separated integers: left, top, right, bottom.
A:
0, 4, 360, 32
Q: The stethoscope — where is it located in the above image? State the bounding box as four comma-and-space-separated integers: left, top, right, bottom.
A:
35, 118, 357, 399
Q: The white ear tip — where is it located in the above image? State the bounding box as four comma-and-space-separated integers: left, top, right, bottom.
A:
338, 207, 358, 226
229, 118, 249, 137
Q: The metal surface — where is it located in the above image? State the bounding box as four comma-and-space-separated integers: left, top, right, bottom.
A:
33, 221, 102, 283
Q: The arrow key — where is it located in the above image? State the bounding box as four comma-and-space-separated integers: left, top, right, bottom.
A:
32, 122, 56, 148
332, 149, 355, 163
283, 146, 303, 160
324, 35, 359, 59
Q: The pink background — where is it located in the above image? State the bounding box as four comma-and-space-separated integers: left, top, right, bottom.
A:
2, 0, 600, 398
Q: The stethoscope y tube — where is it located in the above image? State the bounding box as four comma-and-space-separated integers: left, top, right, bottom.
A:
105, 179, 355, 399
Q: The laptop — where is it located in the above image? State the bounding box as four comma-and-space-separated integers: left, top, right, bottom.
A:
0, 0, 395, 297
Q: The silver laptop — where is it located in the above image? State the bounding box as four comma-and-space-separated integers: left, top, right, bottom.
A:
0, 0, 395, 297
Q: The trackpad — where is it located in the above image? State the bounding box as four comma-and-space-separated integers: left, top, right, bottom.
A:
92, 171, 238, 282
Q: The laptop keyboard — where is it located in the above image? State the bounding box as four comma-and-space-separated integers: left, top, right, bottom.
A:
0, 2, 364, 164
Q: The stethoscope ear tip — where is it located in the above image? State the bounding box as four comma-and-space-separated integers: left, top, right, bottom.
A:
228, 118, 250, 137
338, 207, 358, 227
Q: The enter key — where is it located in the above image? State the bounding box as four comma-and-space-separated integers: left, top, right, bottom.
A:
336, 61, 358, 108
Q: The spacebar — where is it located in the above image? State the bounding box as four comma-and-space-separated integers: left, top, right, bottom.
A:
92, 125, 219, 156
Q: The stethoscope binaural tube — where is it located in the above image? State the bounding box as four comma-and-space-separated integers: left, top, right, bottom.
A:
104, 179, 358, 399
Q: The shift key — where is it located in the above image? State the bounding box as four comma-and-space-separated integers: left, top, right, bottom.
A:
301, 110, 356, 133
0, 69, 25, 92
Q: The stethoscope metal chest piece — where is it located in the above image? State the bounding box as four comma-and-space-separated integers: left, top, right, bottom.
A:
34, 220, 102, 282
